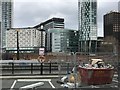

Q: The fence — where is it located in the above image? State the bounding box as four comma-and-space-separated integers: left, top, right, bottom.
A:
1, 52, 119, 75
1, 62, 75, 75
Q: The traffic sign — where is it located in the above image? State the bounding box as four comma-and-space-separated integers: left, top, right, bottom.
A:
39, 48, 45, 55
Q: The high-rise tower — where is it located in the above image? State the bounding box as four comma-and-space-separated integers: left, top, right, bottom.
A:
118, 1, 120, 12
78, 0, 97, 54
104, 12, 120, 54
0, 0, 13, 48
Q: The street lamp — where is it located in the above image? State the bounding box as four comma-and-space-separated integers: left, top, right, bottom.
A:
73, 52, 82, 88
16, 30, 19, 60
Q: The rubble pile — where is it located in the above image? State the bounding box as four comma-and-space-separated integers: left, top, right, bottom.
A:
60, 71, 81, 88
80, 59, 114, 69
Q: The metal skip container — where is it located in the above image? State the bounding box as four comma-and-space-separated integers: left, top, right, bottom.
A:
78, 67, 114, 85
79, 67, 114, 85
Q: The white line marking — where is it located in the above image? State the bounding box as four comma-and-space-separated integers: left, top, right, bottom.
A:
115, 85, 118, 88
10, 80, 17, 89
111, 85, 118, 88
20, 82, 44, 89
49, 81, 55, 88
113, 79, 118, 83
114, 74, 118, 77
17, 79, 51, 82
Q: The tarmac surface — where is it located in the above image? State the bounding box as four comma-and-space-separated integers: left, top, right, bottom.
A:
2, 78, 62, 89
1, 74, 119, 89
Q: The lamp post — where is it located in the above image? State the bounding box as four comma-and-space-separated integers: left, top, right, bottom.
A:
73, 52, 82, 88
17, 30, 19, 60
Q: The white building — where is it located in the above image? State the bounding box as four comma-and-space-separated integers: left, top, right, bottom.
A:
6, 27, 45, 53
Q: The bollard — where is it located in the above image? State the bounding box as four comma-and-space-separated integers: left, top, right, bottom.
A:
67, 62, 69, 74
31, 63, 33, 74
41, 63, 43, 75
12, 63, 14, 74
49, 62, 51, 74
118, 62, 120, 88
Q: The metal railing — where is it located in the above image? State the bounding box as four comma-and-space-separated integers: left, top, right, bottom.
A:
1, 62, 74, 75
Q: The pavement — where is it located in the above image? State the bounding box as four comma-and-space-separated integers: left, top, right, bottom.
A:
0, 75, 63, 79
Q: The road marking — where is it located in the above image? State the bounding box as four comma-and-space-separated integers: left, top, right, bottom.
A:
113, 79, 118, 83
49, 81, 55, 88
10, 80, 17, 89
114, 74, 118, 77
110, 85, 118, 88
18, 79, 55, 88
90, 85, 99, 88
20, 82, 44, 89
17, 79, 51, 82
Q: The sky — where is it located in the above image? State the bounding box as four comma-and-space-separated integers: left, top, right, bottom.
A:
13, 0, 120, 37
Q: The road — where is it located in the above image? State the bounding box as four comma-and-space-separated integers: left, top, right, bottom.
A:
1, 73, 118, 89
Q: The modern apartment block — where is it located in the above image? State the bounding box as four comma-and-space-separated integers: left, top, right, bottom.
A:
47, 28, 78, 53
104, 11, 120, 53
34, 17, 65, 52
35, 17, 64, 31
44, 18, 64, 30
6, 27, 45, 59
0, 0, 13, 48
78, 0, 97, 54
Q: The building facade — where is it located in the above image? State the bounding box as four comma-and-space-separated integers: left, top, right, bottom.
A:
5, 27, 45, 59
34, 17, 65, 52
47, 28, 78, 53
43, 18, 64, 30
78, 0, 97, 54
104, 11, 120, 54
34, 17, 64, 31
0, 21, 1, 60
1, 0, 13, 48
118, 1, 120, 12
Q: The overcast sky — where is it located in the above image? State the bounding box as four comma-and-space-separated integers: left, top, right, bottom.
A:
13, 0, 120, 37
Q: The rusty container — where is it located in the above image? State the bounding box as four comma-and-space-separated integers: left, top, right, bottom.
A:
78, 67, 114, 85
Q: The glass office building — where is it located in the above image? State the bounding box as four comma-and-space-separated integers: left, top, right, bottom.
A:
47, 29, 78, 53
78, 0, 97, 54
34, 18, 64, 52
